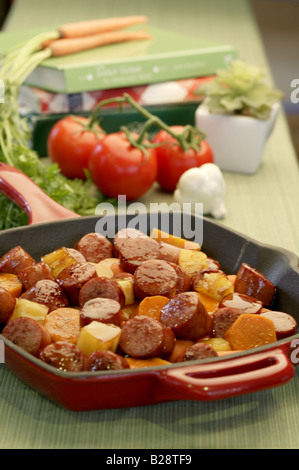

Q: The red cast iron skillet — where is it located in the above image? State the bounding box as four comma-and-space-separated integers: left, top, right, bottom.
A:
0, 163, 298, 411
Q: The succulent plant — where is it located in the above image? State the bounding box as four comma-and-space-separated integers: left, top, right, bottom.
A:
196, 60, 283, 120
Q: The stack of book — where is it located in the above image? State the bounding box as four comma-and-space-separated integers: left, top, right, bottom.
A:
1, 25, 238, 115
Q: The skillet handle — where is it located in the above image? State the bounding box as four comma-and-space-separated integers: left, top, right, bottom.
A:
0, 163, 80, 225
157, 344, 295, 401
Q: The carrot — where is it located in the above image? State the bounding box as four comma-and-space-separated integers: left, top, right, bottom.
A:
224, 313, 277, 350
58, 16, 148, 39
45, 307, 81, 343
168, 339, 194, 363
196, 292, 219, 315
136, 295, 170, 321
0, 273, 23, 297
150, 228, 201, 251
126, 357, 170, 369
227, 274, 236, 285
47, 30, 152, 57
217, 350, 242, 356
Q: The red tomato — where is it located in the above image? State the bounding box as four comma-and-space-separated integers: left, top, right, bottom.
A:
88, 132, 158, 200
152, 125, 214, 192
47, 116, 105, 179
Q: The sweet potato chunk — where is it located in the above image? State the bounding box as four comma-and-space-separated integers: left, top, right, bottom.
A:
224, 313, 277, 350
136, 295, 170, 320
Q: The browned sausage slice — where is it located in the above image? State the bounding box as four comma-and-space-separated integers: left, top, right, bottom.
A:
211, 307, 244, 338
119, 315, 174, 359
18, 262, 54, 291
56, 262, 97, 305
81, 297, 122, 326
175, 342, 218, 362
158, 242, 181, 264
260, 311, 297, 339
167, 262, 191, 294
21, 279, 69, 312
40, 341, 85, 372
113, 228, 149, 257
0, 286, 16, 324
74, 233, 113, 263
133, 259, 178, 300
0, 246, 36, 274
219, 292, 263, 314
2, 317, 51, 355
234, 263, 276, 306
160, 291, 212, 341
118, 237, 160, 274
84, 350, 130, 371
79, 276, 125, 308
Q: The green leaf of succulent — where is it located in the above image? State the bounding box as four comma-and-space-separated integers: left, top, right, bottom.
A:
196, 60, 284, 120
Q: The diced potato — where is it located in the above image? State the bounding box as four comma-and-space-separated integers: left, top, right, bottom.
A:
114, 278, 135, 305
150, 228, 201, 250
98, 258, 124, 275
193, 271, 234, 301
92, 262, 114, 278
198, 337, 231, 352
9, 298, 49, 324
77, 321, 121, 356
0, 273, 23, 297
120, 301, 140, 323
178, 249, 208, 277
41, 247, 77, 278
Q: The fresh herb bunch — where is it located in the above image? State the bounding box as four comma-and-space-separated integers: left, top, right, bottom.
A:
0, 33, 113, 230
196, 60, 283, 120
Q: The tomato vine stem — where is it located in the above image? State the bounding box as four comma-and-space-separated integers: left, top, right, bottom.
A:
87, 93, 205, 154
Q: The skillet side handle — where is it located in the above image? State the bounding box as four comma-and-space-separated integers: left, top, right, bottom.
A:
0, 163, 80, 224
156, 344, 295, 402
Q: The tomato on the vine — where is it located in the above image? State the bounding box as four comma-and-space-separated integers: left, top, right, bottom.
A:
47, 116, 105, 180
88, 131, 158, 200
152, 125, 214, 192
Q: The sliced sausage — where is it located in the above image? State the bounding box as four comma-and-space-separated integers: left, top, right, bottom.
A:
2, 317, 51, 356
158, 242, 180, 264
40, 341, 85, 372
234, 263, 276, 306
74, 233, 113, 263
84, 350, 130, 371
66, 248, 86, 263
260, 310, 297, 339
206, 258, 221, 271
175, 342, 218, 362
219, 292, 263, 314
78, 276, 125, 308
167, 262, 191, 293
0, 246, 35, 274
160, 291, 212, 341
118, 237, 160, 274
134, 259, 178, 300
113, 228, 149, 257
56, 262, 97, 305
21, 279, 69, 312
119, 315, 175, 359
0, 286, 16, 324
18, 261, 54, 291
81, 297, 122, 326
211, 307, 244, 338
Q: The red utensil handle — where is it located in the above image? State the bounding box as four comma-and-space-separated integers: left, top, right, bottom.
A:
0, 163, 80, 225
158, 344, 294, 401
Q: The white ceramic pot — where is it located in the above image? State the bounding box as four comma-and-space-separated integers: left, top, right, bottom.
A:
195, 100, 280, 174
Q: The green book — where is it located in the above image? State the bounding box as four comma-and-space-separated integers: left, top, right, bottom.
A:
0, 25, 238, 94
